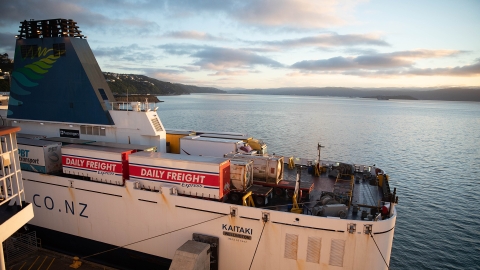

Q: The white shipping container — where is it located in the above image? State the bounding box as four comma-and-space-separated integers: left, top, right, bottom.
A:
62, 144, 135, 185
179, 136, 241, 157
230, 160, 253, 191
225, 153, 284, 184
129, 152, 231, 200
17, 138, 62, 173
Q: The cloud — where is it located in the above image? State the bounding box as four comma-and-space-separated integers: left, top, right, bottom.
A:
291, 49, 465, 71
208, 70, 252, 76
167, 65, 202, 72
192, 47, 283, 70
163, 31, 224, 41
260, 33, 389, 49
0, 0, 158, 34
0, 32, 15, 53
164, 0, 363, 29
343, 48, 379, 55
376, 59, 480, 77
158, 44, 283, 71
408, 60, 480, 76
157, 44, 199, 56
232, 0, 344, 28
93, 44, 157, 62
387, 49, 464, 59
292, 55, 410, 71
291, 50, 479, 78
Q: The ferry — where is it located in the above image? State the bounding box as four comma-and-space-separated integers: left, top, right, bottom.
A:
4, 19, 397, 269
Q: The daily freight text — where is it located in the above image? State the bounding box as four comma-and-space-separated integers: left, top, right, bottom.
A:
64, 157, 118, 172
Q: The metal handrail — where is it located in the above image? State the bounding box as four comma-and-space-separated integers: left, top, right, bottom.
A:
0, 129, 25, 208
107, 101, 159, 112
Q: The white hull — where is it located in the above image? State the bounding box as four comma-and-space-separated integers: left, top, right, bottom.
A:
23, 171, 395, 269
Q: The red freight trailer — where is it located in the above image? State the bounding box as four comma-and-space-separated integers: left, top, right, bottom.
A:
129, 152, 230, 200
62, 144, 136, 185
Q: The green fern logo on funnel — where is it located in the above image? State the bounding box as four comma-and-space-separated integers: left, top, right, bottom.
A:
8, 47, 60, 115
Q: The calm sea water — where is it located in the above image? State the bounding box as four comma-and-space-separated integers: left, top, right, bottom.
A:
156, 94, 480, 270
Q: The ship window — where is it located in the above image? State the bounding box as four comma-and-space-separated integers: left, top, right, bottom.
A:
20, 45, 38, 58
53, 43, 66, 57
92, 126, 100, 135
98, 89, 108, 100
80, 125, 106, 136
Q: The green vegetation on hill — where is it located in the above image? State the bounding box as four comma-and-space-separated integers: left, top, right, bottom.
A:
104, 73, 225, 95
0, 60, 13, 92
177, 84, 225, 94
0, 80, 9, 92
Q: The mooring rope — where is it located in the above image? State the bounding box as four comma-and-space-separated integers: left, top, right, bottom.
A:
249, 221, 267, 270
82, 214, 227, 260
370, 232, 390, 269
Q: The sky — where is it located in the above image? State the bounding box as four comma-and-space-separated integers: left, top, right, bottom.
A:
0, 0, 479, 89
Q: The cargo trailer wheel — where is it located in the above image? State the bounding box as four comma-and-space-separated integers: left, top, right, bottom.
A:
230, 193, 240, 202
286, 189, 294, 199
254, 195, 265, 206
274, 187, 284, 197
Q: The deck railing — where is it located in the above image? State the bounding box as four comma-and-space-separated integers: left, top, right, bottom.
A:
107, 101, 159, 112
0, 127, 24, 208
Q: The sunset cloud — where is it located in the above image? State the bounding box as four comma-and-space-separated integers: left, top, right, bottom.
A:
0, 32, 15, 52
209, 70, 252, 76
292, 53, 479, 78
292, 50, 465, 71
0, 0, 158, 34
94, 44, 156, 62
192, 47, 283, 70
260, 33, 389, 49
163, 31, 224, 41
0, 0, 477, 88
159, 44, 283, 71
163, 0, 362, 29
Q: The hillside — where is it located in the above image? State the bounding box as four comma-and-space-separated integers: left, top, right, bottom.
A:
104, 73, 225, 95
0, 59, 13, 92
1, 62, 225, 95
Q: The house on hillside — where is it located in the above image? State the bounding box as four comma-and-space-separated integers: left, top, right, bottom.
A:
0, 53, 12, 63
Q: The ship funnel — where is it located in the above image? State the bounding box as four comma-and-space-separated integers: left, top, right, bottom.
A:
8, 19, 115, 125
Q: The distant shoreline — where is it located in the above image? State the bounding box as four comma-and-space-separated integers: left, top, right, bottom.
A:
224, 87, 480, 102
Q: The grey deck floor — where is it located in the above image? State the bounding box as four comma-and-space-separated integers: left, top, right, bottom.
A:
6, 248, 116, 270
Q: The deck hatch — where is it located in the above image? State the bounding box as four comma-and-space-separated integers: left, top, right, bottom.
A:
283, 233, 298, 260
329, 239, 345, 267
306, 236, 321, 263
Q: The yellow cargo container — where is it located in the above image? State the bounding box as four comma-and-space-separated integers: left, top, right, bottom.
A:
166, 130, 195, 153
378, 174, 389, 187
